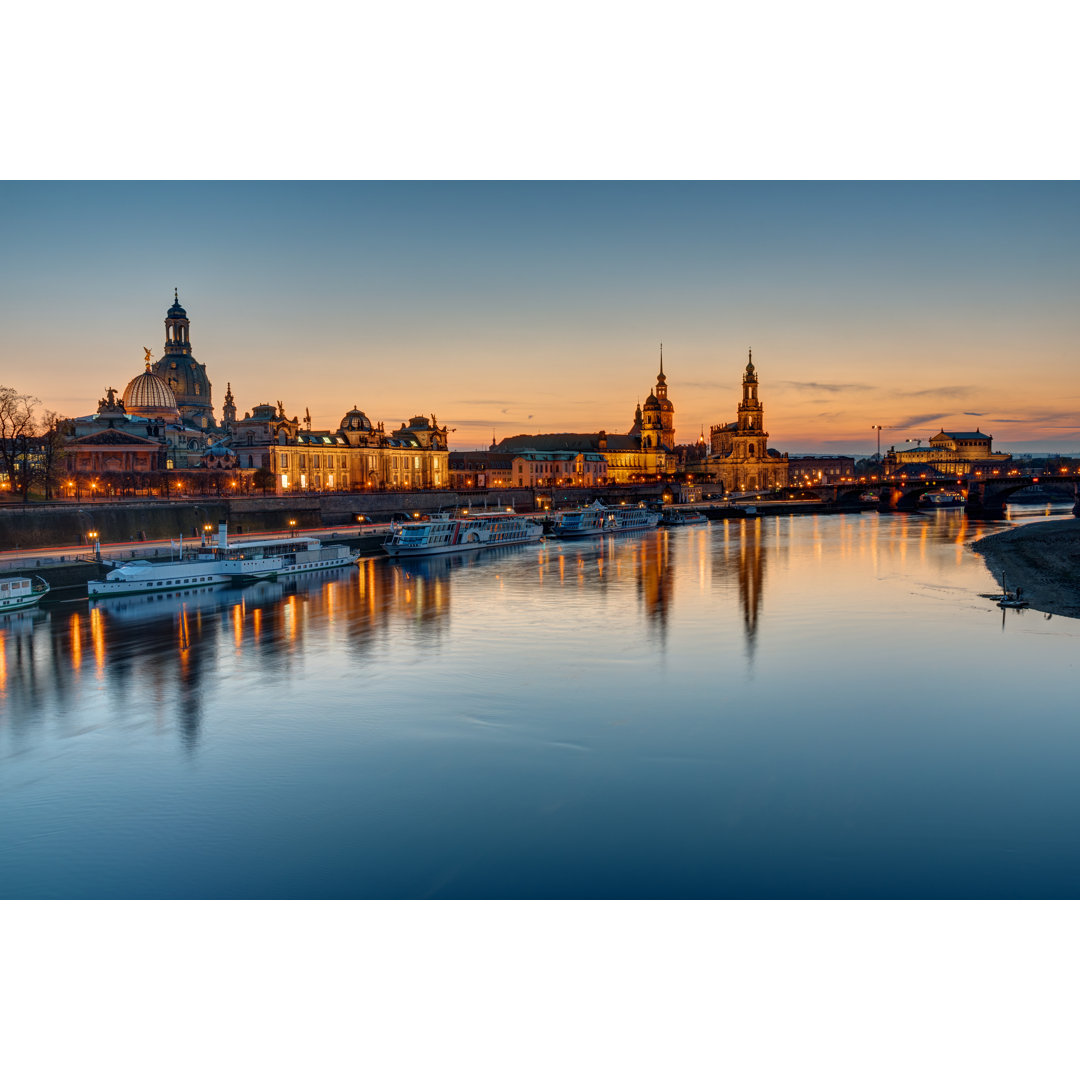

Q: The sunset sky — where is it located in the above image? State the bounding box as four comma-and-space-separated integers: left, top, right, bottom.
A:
2, 181, 1077, 455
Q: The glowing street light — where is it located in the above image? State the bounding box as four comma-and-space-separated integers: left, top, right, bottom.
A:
871, 425, 885, 458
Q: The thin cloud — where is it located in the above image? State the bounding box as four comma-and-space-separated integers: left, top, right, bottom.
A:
895, 385, 975, 398
781, 381, 875, 393
893, 413, 951, 428
989, 416, 1080, 428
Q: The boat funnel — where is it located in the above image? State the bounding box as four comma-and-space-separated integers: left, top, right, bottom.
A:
218, 520, 228, 549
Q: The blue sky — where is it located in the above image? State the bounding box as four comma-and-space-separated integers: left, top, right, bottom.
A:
2, 181, 1077, 453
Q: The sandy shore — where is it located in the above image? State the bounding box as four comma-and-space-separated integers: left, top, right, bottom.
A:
971, 516, 1080, 619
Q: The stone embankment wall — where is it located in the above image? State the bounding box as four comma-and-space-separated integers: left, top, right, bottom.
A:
0, 484, 694, 549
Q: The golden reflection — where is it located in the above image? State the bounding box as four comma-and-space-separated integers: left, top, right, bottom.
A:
638, 531, 673, 638
90, 605, 106, 675
253, 606, 262, 642
233, 602, 243, 648
738, 519, 764, 648
286, 595, 298, 643
178, 607, 190, 654
0, 630, 7, 693
70, 611, 82, 671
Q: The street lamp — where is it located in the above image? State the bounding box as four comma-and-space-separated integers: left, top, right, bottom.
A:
88, 530, 100, 558
871, 425, 885, 458
288, 518, 297, 538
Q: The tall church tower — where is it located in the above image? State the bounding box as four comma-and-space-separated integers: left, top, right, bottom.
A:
222, 382, 237, 431
640, 345, 676, 450
152, 290, 216, 430
732, 349, 768, 462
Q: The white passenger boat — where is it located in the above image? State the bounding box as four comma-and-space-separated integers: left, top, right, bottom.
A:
87, 552, 280, 597
87, 522, 356, 597
552, 501, 660, 537
0, 575, 50, 613
551, 500, 609, 537
383, 510, 543, 557
203, 536, 356, 576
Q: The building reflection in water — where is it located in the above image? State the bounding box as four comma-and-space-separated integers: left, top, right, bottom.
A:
5, 510, 1027, 756
0, 557, 465, 750
711, 518, 767, 659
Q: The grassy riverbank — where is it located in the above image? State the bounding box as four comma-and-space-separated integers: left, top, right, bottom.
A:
971, 517, 1080, 619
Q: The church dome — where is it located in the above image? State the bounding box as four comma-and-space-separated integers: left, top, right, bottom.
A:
123, 364, 179, 420
644, 393, 660, 408
167, 291, 187, 319
340, 406, 373, 432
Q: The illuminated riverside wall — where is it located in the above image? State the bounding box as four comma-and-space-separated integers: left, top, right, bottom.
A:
0, 480, 716, 549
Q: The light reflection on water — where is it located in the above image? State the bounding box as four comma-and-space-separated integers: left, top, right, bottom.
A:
1, 507, 1077, 898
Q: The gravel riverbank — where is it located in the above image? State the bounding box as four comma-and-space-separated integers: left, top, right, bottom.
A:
971, 517, 1080, 619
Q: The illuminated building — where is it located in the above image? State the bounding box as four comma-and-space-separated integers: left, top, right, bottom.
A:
239, 405, 450, 492
884, 429, 1011, 477
152, 291, 217, 430
707, 350, 789, 492
491, 351, 678, 482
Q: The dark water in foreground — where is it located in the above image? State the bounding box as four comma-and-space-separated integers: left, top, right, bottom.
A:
1, 508, 1077, 898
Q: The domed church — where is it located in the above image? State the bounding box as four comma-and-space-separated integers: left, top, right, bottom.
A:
122, 355, 180, 423
152, 290, 216, 430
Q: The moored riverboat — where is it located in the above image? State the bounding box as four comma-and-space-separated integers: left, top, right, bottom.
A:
383, 510, 543, 557
87, 522, 355, 597
551, 501, 608, 537
552, 501, 660, 537
920, 491, 966, 507
660, 509, 708, 526
87, 552, 281, 597
0, 575, 50, 613
204, 536, 356, 576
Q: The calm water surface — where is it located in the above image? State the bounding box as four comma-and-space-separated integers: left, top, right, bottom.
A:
2, 508, 1077, 898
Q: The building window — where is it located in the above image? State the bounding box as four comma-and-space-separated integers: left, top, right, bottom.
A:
281, 474, 289, 488
279, 453, 288, 468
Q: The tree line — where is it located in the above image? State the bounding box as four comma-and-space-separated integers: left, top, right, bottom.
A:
0, 386, 67, 502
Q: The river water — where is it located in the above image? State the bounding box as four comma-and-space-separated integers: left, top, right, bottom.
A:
1, 507, 1077, 898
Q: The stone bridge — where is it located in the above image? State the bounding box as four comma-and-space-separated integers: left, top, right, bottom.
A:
811, 472, 1080, 517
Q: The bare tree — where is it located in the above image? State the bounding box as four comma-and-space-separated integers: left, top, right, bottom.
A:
0, 386, 40, 502
37, 409, 68, 500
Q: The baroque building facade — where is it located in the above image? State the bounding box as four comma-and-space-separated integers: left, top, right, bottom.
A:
61, 293, 449, 495
490, 351, 679, 483
883, 429, 1011, 477
707, 351, 789, 492
235, 404, 449, 492
152, 291, 217, 431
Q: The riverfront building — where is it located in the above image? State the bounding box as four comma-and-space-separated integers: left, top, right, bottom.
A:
706, 351, 789, 492
884, 429, 1011, 477
59, 293, 449, 495
491, 352, 679, 483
